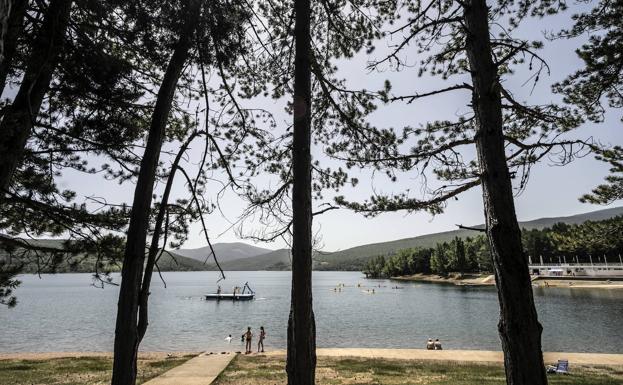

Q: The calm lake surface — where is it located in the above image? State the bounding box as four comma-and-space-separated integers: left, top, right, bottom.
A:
2, 271, 622, 353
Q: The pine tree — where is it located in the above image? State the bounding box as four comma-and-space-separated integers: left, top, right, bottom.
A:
331, 1, 594, 383
109, 2, 251, 384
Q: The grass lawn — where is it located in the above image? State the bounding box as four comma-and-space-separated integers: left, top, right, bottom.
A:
0, 354, 196, 385
213, 355, 623, 385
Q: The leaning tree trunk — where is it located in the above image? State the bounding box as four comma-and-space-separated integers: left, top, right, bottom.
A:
0, 0, 71, 193
463, 1, 548, 384
286, 0, 316, 384
0, 0, 27, 96
111, 2, 201, 385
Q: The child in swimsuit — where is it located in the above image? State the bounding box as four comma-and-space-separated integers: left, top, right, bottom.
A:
244, 327, 253, 354
257, 326, 266, 353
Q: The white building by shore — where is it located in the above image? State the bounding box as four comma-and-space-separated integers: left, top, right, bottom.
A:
529, 262, 623, 278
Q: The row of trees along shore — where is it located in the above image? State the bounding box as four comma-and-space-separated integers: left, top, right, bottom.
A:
363, 215, 623, 278
0, 1, 622, 385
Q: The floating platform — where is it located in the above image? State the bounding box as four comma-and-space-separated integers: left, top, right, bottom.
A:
205, 282, 255, 301
204, 293, 255, 301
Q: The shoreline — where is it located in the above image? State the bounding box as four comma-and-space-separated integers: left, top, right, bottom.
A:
3, 349, 623, 366
391, 273, 496, 286
531, 276, 623, 289
0, 351, 199, 360
391, 273, 623, 289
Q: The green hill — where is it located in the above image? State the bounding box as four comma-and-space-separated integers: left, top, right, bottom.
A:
1, 240, 210, 274
173, 242, 272, 263
192, 248, 292, 271
313, 205, 623, 271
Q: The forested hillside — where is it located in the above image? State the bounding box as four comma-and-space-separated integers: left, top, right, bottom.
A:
363, 215, 623, 278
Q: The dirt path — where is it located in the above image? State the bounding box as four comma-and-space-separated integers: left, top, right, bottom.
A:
142, 352, 235, 385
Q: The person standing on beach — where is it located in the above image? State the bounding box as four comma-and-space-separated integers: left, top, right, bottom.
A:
257, 326, 266, 353
243, 327, 253, 354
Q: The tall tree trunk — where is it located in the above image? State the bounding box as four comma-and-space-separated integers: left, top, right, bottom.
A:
0, 0, 71, 193
286, 0, 316, 384
463, 1, 548, 384
0, 0, 27, 96
111, 2, 201, 385
0, 0, 12, 65
137, 130, 200, 344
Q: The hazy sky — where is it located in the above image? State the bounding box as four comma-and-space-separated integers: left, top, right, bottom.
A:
54, 2, 623, 252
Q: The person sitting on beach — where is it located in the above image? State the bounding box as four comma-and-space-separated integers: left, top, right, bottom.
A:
434, 339, 442, 350
257, 326, 266, 353
426, 339, 434, 350
243, 327, 253, 354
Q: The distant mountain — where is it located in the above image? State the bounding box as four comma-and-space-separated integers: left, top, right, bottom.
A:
173, 242, 272, 263
1, 242, 210, 274
513, 205, 623, 229
6, 206, 623, 273
200, 248, 292, 271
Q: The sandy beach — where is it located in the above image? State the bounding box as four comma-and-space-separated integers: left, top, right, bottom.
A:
391, 273, 496, 286
392, 273, 623, 289
4, 349, 622, 366
531, 278, 623, 289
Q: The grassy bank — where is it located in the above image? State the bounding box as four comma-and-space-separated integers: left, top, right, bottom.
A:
0, 354, 196, 385
213, 355, 623, 385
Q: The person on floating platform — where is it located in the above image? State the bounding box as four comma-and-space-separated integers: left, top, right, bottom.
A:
257, 326, 266, 353
217, 285, 222, 295
434, 339, 443, 350
242, 327, 253, 354
426, 339, 435, 350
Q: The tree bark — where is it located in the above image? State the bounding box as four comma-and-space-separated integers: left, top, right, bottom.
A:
137, 130, 200, 344
286, 0, 316, 384
111, 2, 201, 385
0, 0, 27, 96
0, 0, 71, 193
463, 1, 548, 384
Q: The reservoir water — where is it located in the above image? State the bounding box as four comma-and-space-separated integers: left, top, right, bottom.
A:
2, 271, 622, 353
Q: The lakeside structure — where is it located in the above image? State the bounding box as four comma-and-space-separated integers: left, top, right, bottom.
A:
528, 256, 623, 278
